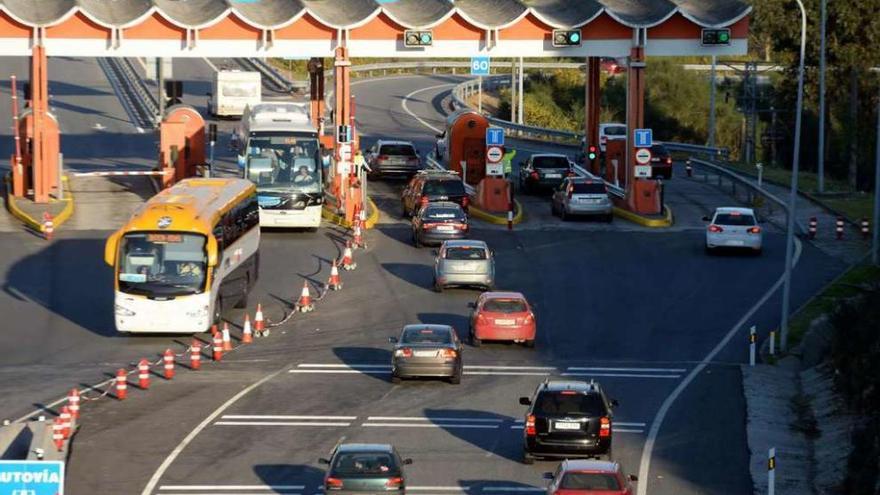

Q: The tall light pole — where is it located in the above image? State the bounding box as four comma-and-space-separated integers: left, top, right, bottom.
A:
780, 0, 808, 352
873, 79, 880, 265
709, 55, 717, 149
817, 0, 827, 193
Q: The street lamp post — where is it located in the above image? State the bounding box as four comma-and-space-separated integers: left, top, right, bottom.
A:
873, 82, 880, 265
818, 0, 827, 194
780, 0, 808, 352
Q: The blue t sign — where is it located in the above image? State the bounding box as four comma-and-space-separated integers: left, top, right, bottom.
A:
634, 128, 653, 148
486, 127, 504, 146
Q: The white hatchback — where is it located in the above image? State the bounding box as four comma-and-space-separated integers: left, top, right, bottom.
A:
704, 207, 763, 254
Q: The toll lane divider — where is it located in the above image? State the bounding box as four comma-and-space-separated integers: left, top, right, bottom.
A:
611, 205, 674, 228
4, 173, 75, 235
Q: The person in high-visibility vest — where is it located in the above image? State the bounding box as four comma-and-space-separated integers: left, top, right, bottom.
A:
501, 148, 517, 178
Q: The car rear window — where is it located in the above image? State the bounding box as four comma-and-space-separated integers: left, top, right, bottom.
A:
534, 392, 606, 416
533, 156, 570, 169
651, 144, 669, 155
445, 247, 487, 260
560, 473, 622, 490
333, 452, 398, 476
572, 182, 607, 194
401, 327, 452, 344
715, 213, 756, 226
424, 207, 465, 221
424, 179, 465, 196
379, 144, 416, 156
603, 126, 627, 136
482, 299, 527, 313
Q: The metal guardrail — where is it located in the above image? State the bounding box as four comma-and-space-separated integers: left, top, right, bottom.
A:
99, 57, 159, 129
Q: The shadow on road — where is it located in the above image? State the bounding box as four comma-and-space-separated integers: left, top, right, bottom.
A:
423, 408, 522, 463
332, 346, 393, 383
253, 464, 325, 494
381, 262, 433, 290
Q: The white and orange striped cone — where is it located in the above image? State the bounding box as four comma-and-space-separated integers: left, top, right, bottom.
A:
137, 358, 150, 389
359, 205, 367, 225
297, 281, 314, 312
190, 340, 202, 370
254, 303, 267, 337
212, 333, 223, 361
115, 369, 128, 400
163, 349, 175, 380
42, 212, 54, 241
352, 223, 365, 249
327, 260, 343, 291
59, 406, 72, 440
67, 388, 80, 419
222, 323, 233, 351
341, 241, 357, 271
52, 418, 64, 451
241, 314, 253, 344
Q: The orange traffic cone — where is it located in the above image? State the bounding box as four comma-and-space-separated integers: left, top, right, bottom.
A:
67, 388, 80, 419
115, 369, 128, 400
59, 406, 71, 440
341, 241, 357, 271
52, 418, 64, 451
242, 314, 253, 344
352, 223, 364, 249
297, 281, 314, 312
327, 260, 342, 291
42, 212, 54, 241
163, 349, 175, 380
254, 303, 266, 337
212, 333, 223, 361
137, 358, 150, 389
222, 323, 233, 351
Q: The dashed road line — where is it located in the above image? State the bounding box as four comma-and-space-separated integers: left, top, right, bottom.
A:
158, 484, 546, 495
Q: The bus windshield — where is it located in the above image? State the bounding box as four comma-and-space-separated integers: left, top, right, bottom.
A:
118, 233, 207, 297
245, 132, 321, 194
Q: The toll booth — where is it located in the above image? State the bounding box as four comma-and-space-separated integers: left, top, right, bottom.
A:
437, 109, 489, 186
158, 105, 206, 187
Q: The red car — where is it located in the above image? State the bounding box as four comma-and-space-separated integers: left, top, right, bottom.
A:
468, 292, 536, 347
544, 460, 637, 495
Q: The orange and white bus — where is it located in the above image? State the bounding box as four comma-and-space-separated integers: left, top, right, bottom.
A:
104, 178, 260, 333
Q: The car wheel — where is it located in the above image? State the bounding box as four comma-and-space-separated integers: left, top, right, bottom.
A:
434, 280, 444, 293
524, 339, 535, 348
391, 373, 401, 384
604, 447, 614, 461
449, 366, 462, 385
471, 332, 481, 347
522, 452, 535, 465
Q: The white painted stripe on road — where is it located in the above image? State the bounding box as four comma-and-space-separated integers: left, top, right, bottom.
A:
566, 367, 687, 373
463, 366, 556, 370
560, 372, 680, 379
202, 58, 219, 73
366, 416, 503, 422
481, 488, 544, 492
214, 421, 351, 427
464, 371, 552, 376
636, 238, 803, 495
222, 415, 357, 420
363, 423, 499, 429
160, 486, 304, 491
141, 367, 289, 495
289, 369, 389, 374
297, 364, 391, 368
401, 83, 454, 133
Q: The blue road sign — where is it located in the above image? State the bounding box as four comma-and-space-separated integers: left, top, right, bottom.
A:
634, 128, 653, 148
486, 127, 505, 146
0, 461, 64, 495
470, 56, 490, 76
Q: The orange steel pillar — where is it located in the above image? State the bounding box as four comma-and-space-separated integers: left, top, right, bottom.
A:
625, 44, 652, 213
9, 75, 25, 197
585, 57, 601, 175
333, 46, 355, 221
308, 58, 326, 133
20, 46, 60, 203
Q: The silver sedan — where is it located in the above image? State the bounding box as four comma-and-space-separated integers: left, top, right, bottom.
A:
551, 177, 613, 222
433, 240, 494, 292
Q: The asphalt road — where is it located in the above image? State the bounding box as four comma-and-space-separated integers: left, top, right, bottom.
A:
0, 66, 849, 495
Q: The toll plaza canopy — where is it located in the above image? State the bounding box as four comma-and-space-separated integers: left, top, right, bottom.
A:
0, 0, 749, 57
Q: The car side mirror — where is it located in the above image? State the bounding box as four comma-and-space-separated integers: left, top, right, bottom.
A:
490, 249, 496, 256
388, 336, 398, 344
318, 458, 330, 465
542, 472, 554, 480
467, 302, 476, 309
611, 399, 620, 408
702, 216, 711, 222
404, 458, 413, 465
628, 474, 639, 482
519, 397, 531, 406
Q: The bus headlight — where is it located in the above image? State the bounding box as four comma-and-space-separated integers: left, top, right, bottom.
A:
186, 306, 209, 318
114, 304, 135, 317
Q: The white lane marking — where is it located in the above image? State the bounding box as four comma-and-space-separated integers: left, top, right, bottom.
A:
560, 372, 681, 379
215, 421, 351, 427
140, 367, 289, 495
406, 487, 468, 491
465, 371, 552, 376
362, 423, 499, 429
401, 83, 455, 133
482, 489, 544, 493
222, 415, 357, 420
202, 58, 220, 72
366, 416, 503, 422
636, 238, 803, 495
566, 367, 687, 373
289, 369, 388, 374
464, 366, 556, 370
297, 364, 390, 368
160, 486, 304, 491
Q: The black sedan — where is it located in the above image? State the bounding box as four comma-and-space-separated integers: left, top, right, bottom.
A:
390, 324, 463, 384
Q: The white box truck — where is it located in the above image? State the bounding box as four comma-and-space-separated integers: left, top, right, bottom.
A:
209, 70, 261, 118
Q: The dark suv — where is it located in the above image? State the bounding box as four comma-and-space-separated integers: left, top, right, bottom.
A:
401, 170, 469, 217
519, 379, 618, 464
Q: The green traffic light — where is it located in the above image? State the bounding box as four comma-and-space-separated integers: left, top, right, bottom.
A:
569, 32, 580, 43
718, 32, 730, 42
420, 33, 432, 44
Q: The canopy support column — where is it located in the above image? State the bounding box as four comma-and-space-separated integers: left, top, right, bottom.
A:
585, 56, 601, 174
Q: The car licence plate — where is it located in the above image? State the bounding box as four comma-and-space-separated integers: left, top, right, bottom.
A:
726, 240, 745, 246
494, 319, 515, 325
414, 350, 437, 357
554, 421, 580, 430
545, 173, 562, 178
437, 225, 455, 231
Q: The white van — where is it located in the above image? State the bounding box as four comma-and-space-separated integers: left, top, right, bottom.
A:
210, 70, 261, 118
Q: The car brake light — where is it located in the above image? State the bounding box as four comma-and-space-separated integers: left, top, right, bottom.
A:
386, 477, 403, 488
748, 226, 762, 234
560, 390, 577, 395
525, 414, 536, 436
599, 416, 611, 437
395, 348, 413, 358
530, 171, 539, 180
666, 157, 672, 165
708, 224, 723, 233
377, 155, 388, 162
326, 477, 343, 490
440, 348, 457, 359
420, 195, 429, 206
423, 222, 438, 230
524, 312, 534, 324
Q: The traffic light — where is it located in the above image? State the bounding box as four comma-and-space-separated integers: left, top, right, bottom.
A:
337, 124, 352, 144
164, 80, 183, 106
404, 30, 433, 47
587, 145, 598, 161
552, 29, 581, 47
701, 28, 731, 46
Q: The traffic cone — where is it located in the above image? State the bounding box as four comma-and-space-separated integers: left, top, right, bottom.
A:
190, 340, 202, 370
52, 418, 64, 451
210, 324, 219, 336
242, 314, 253, 344
341, 241, 357, 271
163, 349, 175, 380
212, 333, 223, 361
352, 223, 364, 249
67, 388, 80, 419
59, 406, 71, 440
115, 369, 128, 400
42, 212, 54, 241
297, 281, 314, 312
808, 217, 818, 239
137, 358, 150, 389
836, 216, 845, 240
222, 323, 233, 351
254, 303, 266, 337
327, 260, 343, 291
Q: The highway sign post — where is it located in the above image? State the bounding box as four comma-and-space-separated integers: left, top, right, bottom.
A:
0, 460, 64, 495
634, 128, 653, 148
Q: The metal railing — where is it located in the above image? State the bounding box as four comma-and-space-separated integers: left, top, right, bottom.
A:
99, 57, 159, 128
